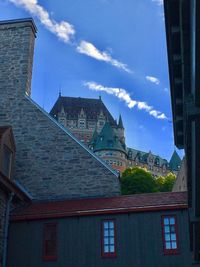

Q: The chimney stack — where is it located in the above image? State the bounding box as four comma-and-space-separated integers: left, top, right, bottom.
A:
0, 18, 37, 103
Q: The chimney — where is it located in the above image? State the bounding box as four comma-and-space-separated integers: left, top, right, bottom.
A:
0, 18, 37, 101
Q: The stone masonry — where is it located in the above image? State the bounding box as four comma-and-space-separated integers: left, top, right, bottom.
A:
0, 19, 120, 200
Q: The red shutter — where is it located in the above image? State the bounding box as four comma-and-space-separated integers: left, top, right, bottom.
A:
43, 223, 57, 261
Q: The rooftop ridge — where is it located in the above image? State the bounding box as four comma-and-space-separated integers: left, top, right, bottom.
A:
25, 95, 119, 177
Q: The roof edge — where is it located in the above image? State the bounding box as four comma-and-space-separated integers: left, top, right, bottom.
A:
11, 203, 188, 222
25, 95, 119, 177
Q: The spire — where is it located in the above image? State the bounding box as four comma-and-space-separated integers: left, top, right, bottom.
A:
59, 84, 62, 97
169, 150, 182, 171
118, 114, 124, 129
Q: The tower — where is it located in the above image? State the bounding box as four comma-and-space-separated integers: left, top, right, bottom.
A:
117, 115, 125, 144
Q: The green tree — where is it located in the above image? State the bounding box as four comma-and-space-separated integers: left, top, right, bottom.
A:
156, 172, 176, 192
121, 167, 158, 195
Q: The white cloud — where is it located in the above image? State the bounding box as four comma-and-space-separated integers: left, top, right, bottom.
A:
84, 81, 168, 120
77, 41, 132, 73
152, 0, 163, 6
8, 0, 75, 43
146, 76, 160, 85
9, 1, 131, 74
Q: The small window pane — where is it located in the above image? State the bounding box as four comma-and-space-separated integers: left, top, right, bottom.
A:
164, 218, 169, 225
110, 245, 115, 252
164, 226, 170, 233
110, 237, 114, 245
104, 230, 109, 236
104, 245, 109, 253
171, 234, 176, 241
104, 222, 109, 229
109, 222, 114, 229
104, 237, 109, 245
171, 242, 177, 249
169, 218, 175, 225
165, 242, 171, 249
170, 226, 175, 233
109, 229, 114, 236
165, 234, 170, 241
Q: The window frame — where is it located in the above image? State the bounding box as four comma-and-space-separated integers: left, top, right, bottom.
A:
101, 219, 117, 258
161, 215, 180, 255
43, 222, 58, 261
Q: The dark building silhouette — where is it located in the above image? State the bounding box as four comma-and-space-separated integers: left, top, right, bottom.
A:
164, 0, 200, 263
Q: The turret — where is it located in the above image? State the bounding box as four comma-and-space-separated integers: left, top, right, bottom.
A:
117, 115, 125, 144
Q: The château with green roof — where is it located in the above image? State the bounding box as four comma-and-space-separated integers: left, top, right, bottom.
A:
51, 95, 182, 175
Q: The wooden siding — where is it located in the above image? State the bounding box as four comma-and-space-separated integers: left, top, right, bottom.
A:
7, 209, 195, 267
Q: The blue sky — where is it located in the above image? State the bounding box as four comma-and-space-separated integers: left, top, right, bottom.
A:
0, 0, 183, 160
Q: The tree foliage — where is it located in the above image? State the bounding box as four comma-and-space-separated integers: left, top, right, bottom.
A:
156, 172, 176, 192
121, 167, 158, 195
121, 167, 176, 195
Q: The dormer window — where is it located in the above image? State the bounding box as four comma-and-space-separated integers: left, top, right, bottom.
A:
2, 145, 13, 178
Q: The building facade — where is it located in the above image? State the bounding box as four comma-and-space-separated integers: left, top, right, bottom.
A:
50, 96, 182, 175
164, 0, 200, 262
172, 157, 187, 192
0, 126, 30, 267
8, 192, 195, 267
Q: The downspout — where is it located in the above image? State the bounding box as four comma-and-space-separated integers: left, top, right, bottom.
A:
2, 192, 14, 267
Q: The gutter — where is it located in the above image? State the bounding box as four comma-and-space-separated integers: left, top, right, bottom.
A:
2, 192, 14, 267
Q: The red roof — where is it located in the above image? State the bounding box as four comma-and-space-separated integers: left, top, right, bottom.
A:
11, 191, 187, 221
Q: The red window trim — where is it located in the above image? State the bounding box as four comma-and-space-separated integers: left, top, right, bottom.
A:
43, 222, 57, 261
101, 219, 117, 258
161, 215, 180, 255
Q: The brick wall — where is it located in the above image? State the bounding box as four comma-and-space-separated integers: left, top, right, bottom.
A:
0, 19, 120, 200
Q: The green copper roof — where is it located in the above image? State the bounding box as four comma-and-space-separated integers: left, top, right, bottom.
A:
90, 128, 98, 145
169, 150, 181, 171
127, 148, 169, 168
93, 122, 126, 153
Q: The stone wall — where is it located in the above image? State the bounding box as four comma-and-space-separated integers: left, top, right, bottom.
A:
0, 19, 120, 200
172, 157, 187, 192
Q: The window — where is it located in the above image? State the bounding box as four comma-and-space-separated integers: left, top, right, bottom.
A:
161, 215, 179, 255
3, 145, 13, 178
101, 220, 116, 257
43, 223, 57, 261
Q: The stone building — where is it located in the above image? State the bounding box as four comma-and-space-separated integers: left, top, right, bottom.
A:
50, 95, 182, 175
0, 17, 197, 267
172, 157, 187, 192
0, 19, 120, 201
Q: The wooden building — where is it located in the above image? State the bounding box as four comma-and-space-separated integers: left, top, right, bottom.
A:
8, 192, 194, 267
164, 0, 200, 263
0, 126, 30, 267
